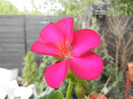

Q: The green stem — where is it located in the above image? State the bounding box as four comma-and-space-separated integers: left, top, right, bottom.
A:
66, 79, 73, 99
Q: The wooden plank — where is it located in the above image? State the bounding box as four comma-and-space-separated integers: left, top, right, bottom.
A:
0, 55, 24, 63
0, 36, 24, 43
0, 49, 24, 55
0, 63, 24, 69
0, 27, 23, 32
0, 32, 23, 36
26, 28, 44, 33
0, 63, 24, 73
0, 43, 24, 49
0, 15, 24, 24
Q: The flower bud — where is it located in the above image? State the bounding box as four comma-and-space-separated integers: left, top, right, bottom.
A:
76, 84, 85, 99
81, 80, 88, 89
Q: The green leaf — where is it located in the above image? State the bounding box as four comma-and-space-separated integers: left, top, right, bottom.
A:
36, 87, 63, 99
54, 57, 65, 61
46, 91, 63, 99
67, 70, 88, 88
14, 97, 21, 99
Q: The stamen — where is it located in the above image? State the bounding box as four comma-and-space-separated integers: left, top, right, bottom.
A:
56, 40, 72, 58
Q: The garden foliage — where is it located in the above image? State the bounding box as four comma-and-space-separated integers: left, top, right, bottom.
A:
22, 52, 56, 94
35, 55, 56, 94
22, 16, 125, 98
22, 52, 38, 86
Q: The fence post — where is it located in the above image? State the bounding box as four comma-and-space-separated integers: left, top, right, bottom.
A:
23, 15, 27, 55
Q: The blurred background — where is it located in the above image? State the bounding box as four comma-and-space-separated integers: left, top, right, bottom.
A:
0, 0, 133, 99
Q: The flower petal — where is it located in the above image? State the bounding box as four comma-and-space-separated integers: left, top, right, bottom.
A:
45, 59, 71, 88
39, 17, 74, 44
70, 52, 103, 80
35, 17, 74, 57
57, 17, 74, 42
39, 22, 64, 43
71, 29, 101, 57
31, 41, 60, 57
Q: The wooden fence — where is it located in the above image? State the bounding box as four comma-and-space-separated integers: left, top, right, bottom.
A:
0, 15, 68, 73
0, 15, 133, 73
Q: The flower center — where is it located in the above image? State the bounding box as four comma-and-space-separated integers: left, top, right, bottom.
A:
56, 40, 72, 58
65, 52, 72, 59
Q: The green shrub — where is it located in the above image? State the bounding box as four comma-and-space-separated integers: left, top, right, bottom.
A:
22, 52, 38, 85
22, 52, 57, 94
35, 55, 56, 94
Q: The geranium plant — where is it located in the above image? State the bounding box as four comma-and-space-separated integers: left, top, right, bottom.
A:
31, 17, 103, 99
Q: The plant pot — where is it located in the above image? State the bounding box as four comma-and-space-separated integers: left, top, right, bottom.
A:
128, 95, 133, 99
124, 62, 133, 98
128, 62, 133, 75
88, 93, 107, 99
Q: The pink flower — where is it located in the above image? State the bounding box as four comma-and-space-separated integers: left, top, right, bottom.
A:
31, 17, 103, 88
